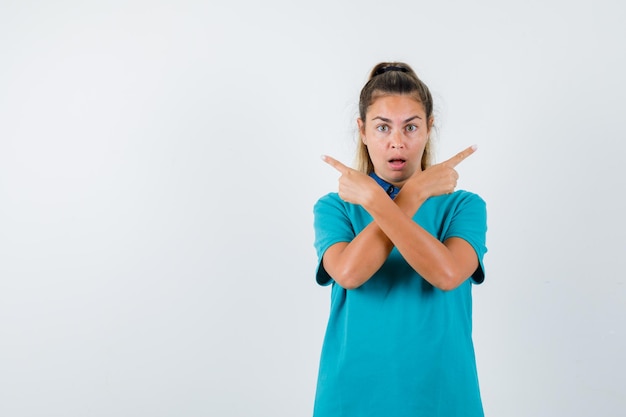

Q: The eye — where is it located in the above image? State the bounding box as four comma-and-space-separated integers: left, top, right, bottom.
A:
406, 124, 418, 132
376, 124, 389, 132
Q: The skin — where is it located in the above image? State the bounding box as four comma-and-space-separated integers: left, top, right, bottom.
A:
358, 94, 430, 187
321, 94, 479, 291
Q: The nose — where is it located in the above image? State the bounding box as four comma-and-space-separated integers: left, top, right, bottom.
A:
390, 131, 404, 149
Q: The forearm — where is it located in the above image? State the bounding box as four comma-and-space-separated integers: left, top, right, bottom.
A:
321, 146, 479, 290
325, 223, 393, 289
366, 197, 466, 290
327, 187, 427, 289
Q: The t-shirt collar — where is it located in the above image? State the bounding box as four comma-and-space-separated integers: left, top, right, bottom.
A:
369, 172, 400, 199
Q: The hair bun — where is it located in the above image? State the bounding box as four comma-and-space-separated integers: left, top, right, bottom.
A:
373, 65, 409, 77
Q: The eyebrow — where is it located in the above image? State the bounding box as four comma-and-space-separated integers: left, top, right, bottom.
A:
372, 115, 423, 123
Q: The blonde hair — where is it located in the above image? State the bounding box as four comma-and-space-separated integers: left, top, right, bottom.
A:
355, 62, 434, 174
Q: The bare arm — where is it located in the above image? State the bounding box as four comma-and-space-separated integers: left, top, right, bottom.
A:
321, 183, 426, 289
321, 146, 478, 290
363, 190, 478, 291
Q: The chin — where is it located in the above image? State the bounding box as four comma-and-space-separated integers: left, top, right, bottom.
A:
387, 174, 408, 186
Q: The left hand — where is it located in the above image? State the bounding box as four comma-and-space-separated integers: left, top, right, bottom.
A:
322, 155, 380, 206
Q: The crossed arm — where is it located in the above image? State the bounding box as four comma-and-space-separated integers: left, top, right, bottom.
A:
321, 146, 479, 291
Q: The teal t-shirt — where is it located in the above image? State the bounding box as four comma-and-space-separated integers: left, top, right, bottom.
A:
312, 188, 488, 417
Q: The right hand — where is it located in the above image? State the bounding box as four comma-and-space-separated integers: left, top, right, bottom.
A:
407, 145, 477, 198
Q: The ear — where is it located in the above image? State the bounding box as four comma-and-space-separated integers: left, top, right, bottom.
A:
357, 118, 366, 144
427, 116, 434, 133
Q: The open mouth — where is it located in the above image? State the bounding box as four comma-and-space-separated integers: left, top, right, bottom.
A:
388, 158, 406, 169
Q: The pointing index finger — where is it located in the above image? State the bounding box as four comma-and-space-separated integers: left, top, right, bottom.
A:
321, 155, 350, 174
442, 144, 478, 168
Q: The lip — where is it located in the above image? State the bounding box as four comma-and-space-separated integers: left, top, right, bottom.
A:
388, 158, 406, 171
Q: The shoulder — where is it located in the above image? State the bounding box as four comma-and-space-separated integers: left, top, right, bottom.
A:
426, 189, 486, 211
452, 190, 486, 210
314, 192, 345, 224
315, 191, 341, 205
314, 192, 350, 214
449, 189, 485, 204
313, 192, 367, 234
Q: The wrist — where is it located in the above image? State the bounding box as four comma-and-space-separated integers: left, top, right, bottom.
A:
395, 186, 426, 214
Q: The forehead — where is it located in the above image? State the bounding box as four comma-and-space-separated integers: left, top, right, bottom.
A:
367, 94, 426, 118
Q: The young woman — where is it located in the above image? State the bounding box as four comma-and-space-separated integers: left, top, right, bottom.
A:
313, 62, 488, 417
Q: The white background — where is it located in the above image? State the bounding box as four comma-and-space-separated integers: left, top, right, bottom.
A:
1, 1, 625, 416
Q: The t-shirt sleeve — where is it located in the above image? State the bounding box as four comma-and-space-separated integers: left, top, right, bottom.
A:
444, 192, 488, 284
313, 193, 355, 286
